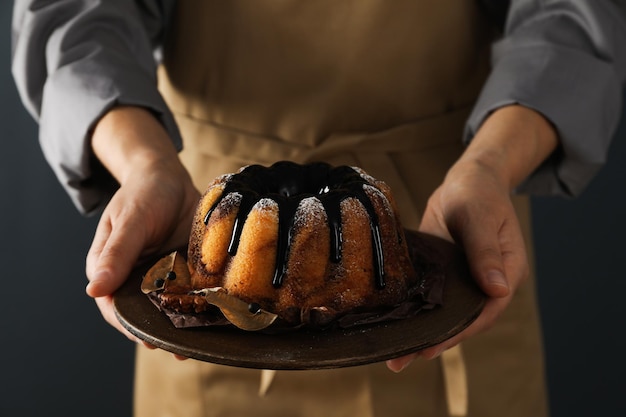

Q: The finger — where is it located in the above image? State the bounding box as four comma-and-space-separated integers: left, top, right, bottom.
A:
386, 352, 420, 372
420, 294, 509, 360
451, 212, 510, 299
141, 341, 158, 350
497, 218, 530, 292
85, 216, 112, 282
388, 250, 516, 372
421, 190, 512, 298
96, 295, 182, 361
94, 296, 143, 344
418, 200, 453, 242
388, 295, 511, 372
86, 213, 146, 298
387, 298, 507, 369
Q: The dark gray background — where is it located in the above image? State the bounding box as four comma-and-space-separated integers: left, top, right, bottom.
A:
1, 2, 625, 416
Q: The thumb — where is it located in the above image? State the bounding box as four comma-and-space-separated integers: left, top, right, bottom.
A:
419, 201, 510, 298
454, 219, 510, 299
86, 217, 144, 298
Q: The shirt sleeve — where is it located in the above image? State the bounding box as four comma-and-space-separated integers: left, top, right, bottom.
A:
465, 0, 626, 197
11, 0, 180, 215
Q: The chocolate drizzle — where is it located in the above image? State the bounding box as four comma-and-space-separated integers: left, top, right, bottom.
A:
204, 162, 386, 289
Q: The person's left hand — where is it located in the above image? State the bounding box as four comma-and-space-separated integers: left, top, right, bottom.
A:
386, 157, 527, 371
386, 104, 557, 372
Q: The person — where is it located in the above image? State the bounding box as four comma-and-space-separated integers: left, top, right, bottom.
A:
11, 0, 626, 416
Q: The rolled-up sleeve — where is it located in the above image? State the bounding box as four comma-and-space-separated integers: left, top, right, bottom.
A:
12, 0, 180, 215
465, 0, 626, 197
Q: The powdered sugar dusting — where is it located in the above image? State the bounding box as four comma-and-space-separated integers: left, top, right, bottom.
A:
217, 173, 234, 182
294, 197, 326, 226
253, 198, 279, 212
364, 184, 394, 217
220, 191, 242, 207
351, 166, 376, 184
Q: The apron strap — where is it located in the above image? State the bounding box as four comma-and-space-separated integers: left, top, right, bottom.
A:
171, 106, 472, 168
441, 345, 469, 416
259, 369, 277, 397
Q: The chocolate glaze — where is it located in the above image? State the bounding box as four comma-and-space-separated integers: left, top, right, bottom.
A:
204, 161, 386, 289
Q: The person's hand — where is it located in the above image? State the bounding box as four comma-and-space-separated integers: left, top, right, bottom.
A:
386, 104, 558, 372
86, 158, 199, 344
387, 158, 525, 371
84, 106, 200, 352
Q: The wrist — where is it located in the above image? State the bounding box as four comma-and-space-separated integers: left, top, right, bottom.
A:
458, 105, 558, 191
91, 106, 183, 184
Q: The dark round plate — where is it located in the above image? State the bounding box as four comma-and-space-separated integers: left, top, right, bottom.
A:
113, 231, 484, 370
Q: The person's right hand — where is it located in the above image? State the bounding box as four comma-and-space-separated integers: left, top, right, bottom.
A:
84, 106, 200, 345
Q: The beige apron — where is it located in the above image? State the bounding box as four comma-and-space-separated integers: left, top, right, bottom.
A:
135, 1, 549, 416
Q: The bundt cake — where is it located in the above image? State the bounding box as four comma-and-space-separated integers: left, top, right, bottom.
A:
184, 161, 419, 325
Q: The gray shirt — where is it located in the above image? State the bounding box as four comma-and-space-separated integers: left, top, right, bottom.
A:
11, 0, 626, 215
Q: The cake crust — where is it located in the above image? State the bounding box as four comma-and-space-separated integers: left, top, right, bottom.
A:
184, 162, 418, 325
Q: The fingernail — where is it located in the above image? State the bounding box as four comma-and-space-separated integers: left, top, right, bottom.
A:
423, 347, 445, 360
486, 270, 508, 289
85, 280, 98, 296
393, 360, 412, 373
86, 276, 107, 297
386, 357, 412, 373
